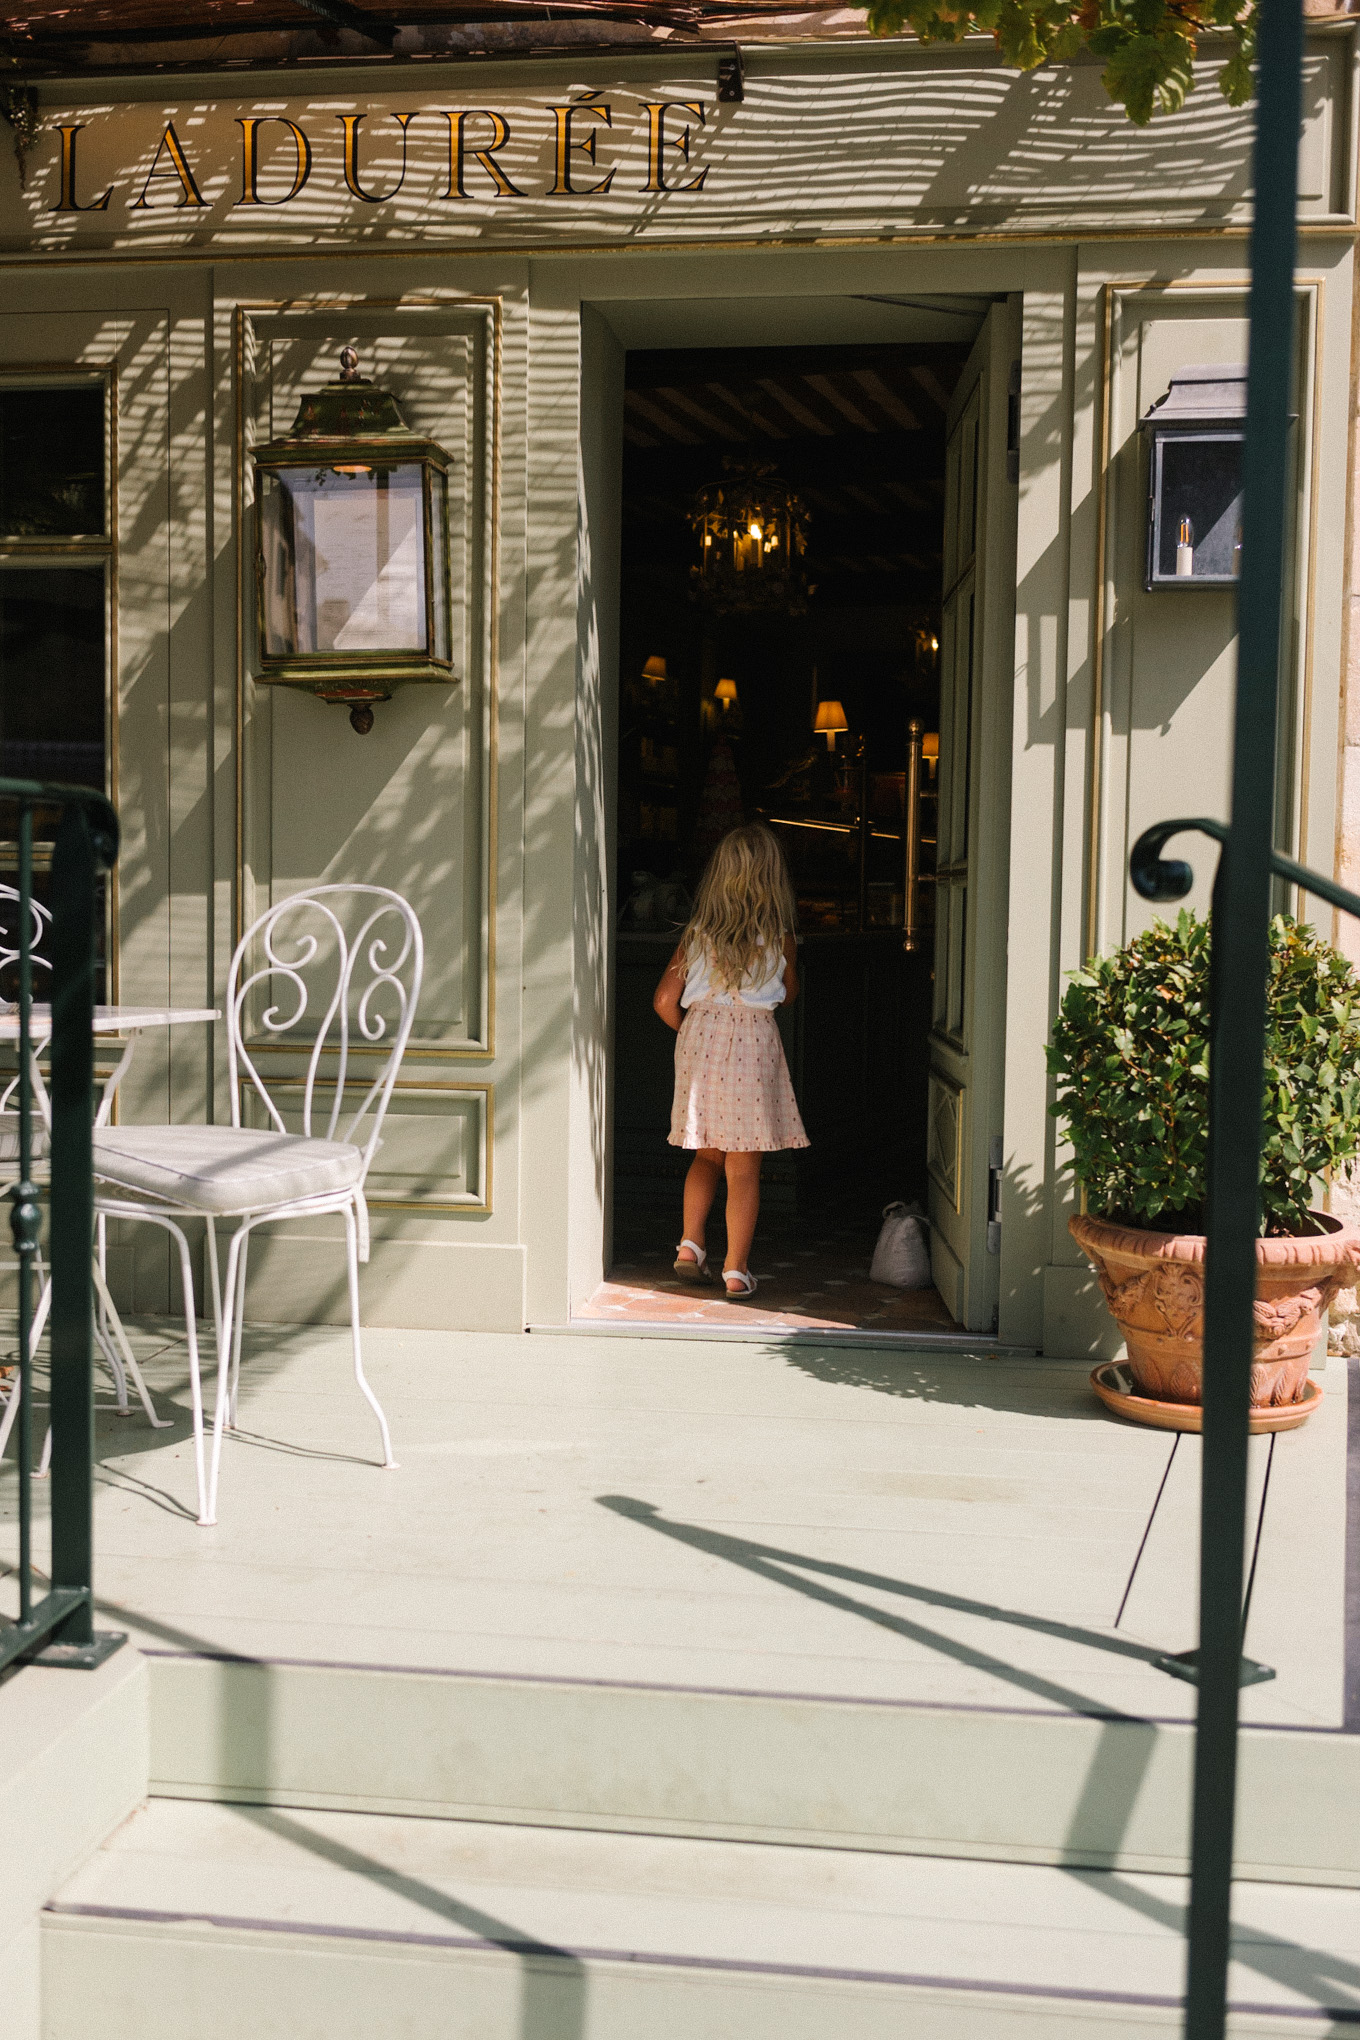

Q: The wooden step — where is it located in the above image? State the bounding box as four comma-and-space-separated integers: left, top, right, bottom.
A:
43, 1797, 1360, 2039
145, 1649, 1360, 1885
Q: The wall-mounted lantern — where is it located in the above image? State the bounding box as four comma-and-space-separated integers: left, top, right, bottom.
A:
253, 348, 454, 734
1139, 365, 1247, 591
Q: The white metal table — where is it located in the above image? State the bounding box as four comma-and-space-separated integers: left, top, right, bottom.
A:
0, 1004, 219, 1124
0, 1005, 218, 1458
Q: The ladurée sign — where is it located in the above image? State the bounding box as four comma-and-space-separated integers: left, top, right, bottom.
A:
51, 99, 716, 213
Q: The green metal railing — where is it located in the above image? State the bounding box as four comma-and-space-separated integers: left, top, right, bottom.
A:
1128, 3, 1324, 2032
0, 780, 120, 1674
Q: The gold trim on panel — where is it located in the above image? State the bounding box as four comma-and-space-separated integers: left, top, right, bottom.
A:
1086, 275, 1328, 957
239, 1072, 493, 1213
1085, 284, 1115, 963
1333, 246, 1360, 950
1294, 278, 1326, 909
232, 292, 501, 1062
372, 1077, 494, 1214
483, 293, 501, 1068
107, 357, 120, 1005
0, 223, 1357, 281
234, 302, 247, 955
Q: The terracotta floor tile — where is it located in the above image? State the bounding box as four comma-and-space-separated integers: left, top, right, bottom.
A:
599, 1192, 955, 1335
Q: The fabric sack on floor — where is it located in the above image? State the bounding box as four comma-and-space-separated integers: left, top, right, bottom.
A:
870, 1201, 931, 1288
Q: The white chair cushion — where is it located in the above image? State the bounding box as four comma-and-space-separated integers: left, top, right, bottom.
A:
0, 1122, 49, 1165
92, 1125, 363, 1216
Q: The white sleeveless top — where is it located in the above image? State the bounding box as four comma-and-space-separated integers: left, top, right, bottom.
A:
681, 939, 787, 1010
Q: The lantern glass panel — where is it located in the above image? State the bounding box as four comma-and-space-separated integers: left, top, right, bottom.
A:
260, 461, 429, 657
429, 467, 450, 665
1152, 433, 1243, 583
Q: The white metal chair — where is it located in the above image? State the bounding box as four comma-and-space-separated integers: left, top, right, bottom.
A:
0, 885, 165, 1467
91, 885, 423, 1526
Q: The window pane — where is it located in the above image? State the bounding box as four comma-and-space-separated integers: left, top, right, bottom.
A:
0, 385, 105, 539
0, 564, 105, 787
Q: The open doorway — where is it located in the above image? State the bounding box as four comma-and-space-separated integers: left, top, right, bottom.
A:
592, 334, 984, 1335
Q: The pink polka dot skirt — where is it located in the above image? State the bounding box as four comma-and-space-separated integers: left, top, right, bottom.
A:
668, 1000, 810, 1154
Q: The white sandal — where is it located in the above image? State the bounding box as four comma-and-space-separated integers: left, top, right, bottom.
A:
673, 1239, 710, 1281
722, 1268, 758, 1300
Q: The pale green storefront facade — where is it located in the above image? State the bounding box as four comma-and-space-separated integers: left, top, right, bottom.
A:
1, 29, 1355, 1352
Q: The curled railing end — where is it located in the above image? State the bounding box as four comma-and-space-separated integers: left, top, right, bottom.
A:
84, 798, 120, 875
1129, 817, 1226, 903
0, 778, 121, 873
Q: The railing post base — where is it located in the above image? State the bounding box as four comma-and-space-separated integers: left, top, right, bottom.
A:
31, 1631, 127, 1670
1154, 1648, 1276, 1689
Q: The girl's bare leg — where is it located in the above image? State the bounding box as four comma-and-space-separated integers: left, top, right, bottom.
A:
723, 1151, 762, 1275
680, 1149, 725, 1262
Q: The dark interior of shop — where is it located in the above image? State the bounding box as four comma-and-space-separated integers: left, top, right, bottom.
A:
0, 384, 109, 993
611, 339, 970, 1300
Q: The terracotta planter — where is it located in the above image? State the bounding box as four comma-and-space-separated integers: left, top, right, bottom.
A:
1069, 1210, 1360, 1407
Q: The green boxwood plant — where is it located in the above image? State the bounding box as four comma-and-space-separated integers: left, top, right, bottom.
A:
1047, 910, 1360, 1236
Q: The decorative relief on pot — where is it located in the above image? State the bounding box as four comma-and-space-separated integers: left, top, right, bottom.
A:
1095, 1263, 1149, 1319
1069, 1211, 1360, 1414
1252, 1288, 1320, 1345
1148, 1263, 1202, 1341
1167, 1359, 1202, 1403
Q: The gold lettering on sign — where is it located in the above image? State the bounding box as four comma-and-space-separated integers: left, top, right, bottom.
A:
547, 100, 615, 197
52, 125, 113, 213
337, 112, 415, 204
235, 117, 313, 207
440, 110, 525, 199
130, 122, 206, 210
639, 101, 708, 193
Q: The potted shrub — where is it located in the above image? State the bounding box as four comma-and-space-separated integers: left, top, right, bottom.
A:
1048, 910, 1360, 1409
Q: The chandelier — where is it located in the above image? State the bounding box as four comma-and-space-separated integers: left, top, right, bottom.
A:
689, 459, 811, 615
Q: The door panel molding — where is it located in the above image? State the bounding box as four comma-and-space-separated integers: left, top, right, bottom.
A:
926, 299, 1021, 1332
927, 1068, 964, 1213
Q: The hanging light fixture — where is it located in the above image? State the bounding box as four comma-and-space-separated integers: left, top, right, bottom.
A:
252, 347, 454, 733
689, 458, 811, 615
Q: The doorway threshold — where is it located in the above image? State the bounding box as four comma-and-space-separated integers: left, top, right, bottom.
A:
538, 1318, 1038, 1356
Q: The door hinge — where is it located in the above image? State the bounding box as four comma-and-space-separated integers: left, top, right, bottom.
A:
1006, 360, 1021, 485
987, 1133, 1003, 1254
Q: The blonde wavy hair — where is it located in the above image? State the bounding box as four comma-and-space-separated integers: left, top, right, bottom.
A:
682, 823, 797, 993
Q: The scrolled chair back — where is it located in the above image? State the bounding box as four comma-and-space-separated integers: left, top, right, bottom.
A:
228, 885, 423, 1175
0, 883, 51, 1006
0, 884, 52, 1134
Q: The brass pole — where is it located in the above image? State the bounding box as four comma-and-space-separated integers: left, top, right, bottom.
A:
856, 735, 870, 931
903, 718, 924, 951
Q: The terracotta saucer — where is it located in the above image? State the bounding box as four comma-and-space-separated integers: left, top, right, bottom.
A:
1089, 1362, 1323, 1434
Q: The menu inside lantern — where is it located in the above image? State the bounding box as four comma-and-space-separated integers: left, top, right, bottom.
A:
298, 465, 427, 653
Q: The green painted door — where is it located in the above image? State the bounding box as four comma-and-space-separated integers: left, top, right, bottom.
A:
927, 303, 1020, 1331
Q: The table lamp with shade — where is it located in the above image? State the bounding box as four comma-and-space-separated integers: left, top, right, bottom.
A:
813, 699, 848, 751
714, 677, 739, 713
638, 653, 677, 715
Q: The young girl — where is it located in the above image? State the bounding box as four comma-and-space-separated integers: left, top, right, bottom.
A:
653, 822, 808, 1300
